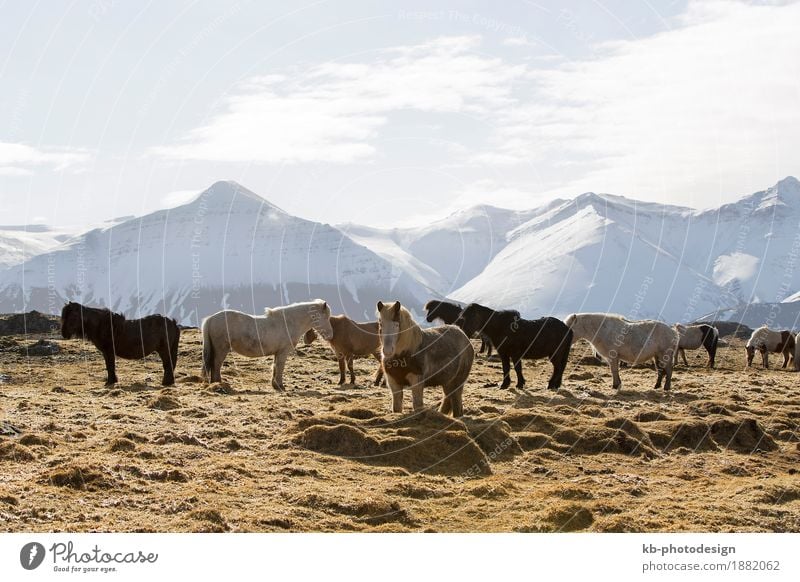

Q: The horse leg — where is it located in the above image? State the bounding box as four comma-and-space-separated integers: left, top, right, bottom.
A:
609, 358, 622, 390
479, 337, 486, 355
782, 349, 790, 369
680, 348, 689, 367
654, 358, 665, 390
761, 348, 769, 369
499, 354, 512, 389
388, 377, 404, 413
372, 353, 384, 386
347, 355, 356, 384
336, 352, 346, 385
663, 357, 673, 391
486, 338, 493, 358
548, 341, 570, 390
160, 349, 175, 386
271, 350, 289, 391
409, 374, 424, 411
513, 359, 525, 389
102, 349, 118, 386
440, 383, 464, 417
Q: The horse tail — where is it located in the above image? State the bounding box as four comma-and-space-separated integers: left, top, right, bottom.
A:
705, 325, 718, 368
170, 319, 180, 371
202, 318, 215, 381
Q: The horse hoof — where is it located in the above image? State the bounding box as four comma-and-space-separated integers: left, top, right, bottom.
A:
499, 383, 510, 390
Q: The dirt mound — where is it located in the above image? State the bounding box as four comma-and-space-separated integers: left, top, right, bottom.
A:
19, 339, 60, 356
45, 465, 116, 490
0, 441, 36, 462
296, 410, 493, 476
700, 320, 753, 339
709, 417, 777, 452
108, 438, 137, 452
642, 415, 776, 454
18, 434, 54, 447
0, 311, 59, 336
546, 504, 595, 532
148, 392, 181, 411
153, 432, 207, 447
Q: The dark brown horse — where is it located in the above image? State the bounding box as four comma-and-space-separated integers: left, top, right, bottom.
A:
61, 302, 180, 386
424, 299, 499, 357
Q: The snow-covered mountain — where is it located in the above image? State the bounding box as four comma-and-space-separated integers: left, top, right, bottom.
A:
450, 177, 800, 322
0, 219, 129, 269
0, 182, 435, 325
3, 176, 800, 326
339, 203, 549, 296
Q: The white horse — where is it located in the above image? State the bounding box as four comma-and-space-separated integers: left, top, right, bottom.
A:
565, 313, 678, 391
202, 300, 333, 390
746, 326, 794, 369
377, 301, 474, 417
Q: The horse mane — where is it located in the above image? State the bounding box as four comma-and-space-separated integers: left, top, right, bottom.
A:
66, 302, 126, 324
396, 305, 425, 354
264, 299, 326, 316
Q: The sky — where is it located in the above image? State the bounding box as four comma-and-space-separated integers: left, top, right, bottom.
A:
0, 0, 798, 228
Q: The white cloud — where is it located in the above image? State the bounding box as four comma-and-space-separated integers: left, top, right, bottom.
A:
479, 0, 800, 203
153, 36, 524, 164
152, 1, 800, 210
0, 142, 91, 175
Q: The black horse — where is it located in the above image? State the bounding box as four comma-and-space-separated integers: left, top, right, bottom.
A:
424, 299, 501, 357
61, 302, 180, 386
456, 303, 572, 390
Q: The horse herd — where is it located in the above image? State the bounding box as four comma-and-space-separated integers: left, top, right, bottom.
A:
57, 300, 794, 418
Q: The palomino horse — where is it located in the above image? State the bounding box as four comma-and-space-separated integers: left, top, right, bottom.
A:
61, 302, 180, 386
455, 303, 572, 390
202, 300, 333, 390
746, 326, 794, 369
674, 323, 719, 368
377, 301, 473, 417
304, 314, 384, 386
565, 313, 678, 391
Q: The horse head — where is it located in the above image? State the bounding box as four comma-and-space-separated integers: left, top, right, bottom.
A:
377, 301, 403, 357
60, 302, 83, 339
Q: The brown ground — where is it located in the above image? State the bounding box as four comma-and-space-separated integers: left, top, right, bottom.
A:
0, 325, 798, 532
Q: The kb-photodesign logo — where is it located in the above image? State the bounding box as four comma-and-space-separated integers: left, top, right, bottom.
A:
20, 542, 46, 570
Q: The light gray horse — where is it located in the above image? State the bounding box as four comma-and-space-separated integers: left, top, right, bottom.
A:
565, 313, 678, 391
202, 300, 333, 390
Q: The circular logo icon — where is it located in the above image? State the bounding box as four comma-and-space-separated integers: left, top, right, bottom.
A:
20, 542, 46, 570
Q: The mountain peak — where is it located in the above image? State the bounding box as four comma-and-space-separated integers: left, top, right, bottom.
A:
749, 176, 800, 212
189, 180, 286, 214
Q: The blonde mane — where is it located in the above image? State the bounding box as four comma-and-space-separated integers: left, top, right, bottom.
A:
395, 305, 425, 354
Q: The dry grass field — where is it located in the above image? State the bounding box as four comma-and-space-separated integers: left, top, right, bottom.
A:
1, 319, 798, 533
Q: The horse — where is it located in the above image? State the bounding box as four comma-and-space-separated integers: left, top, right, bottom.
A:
304, 315, 384, 386
377, 301, 473, 417
424, 299, 499, 356
564, 313, 677, 391
456, 303, 572, 390
674, 323, 719, 368
745, 326, 794, 369
201, 300, 333, 390
60, 302, 180, 386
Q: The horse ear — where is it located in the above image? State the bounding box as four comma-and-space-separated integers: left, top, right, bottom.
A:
392, 302, 401, 317
377, 301, 384, 312
322, 301, 327, 311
